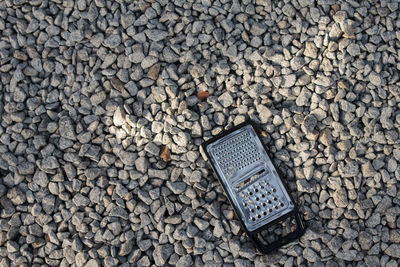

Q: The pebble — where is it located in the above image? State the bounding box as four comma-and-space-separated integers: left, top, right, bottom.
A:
135, 157, 149, 174
384, 244, 400, 258
304, 42, 318, 58
302, 114, 318, 134
189, 65, 206, 79
72, 194, 90, 207
369, 72, 383, 87
332, 188, 348, 208
220, 19, 234, 33
218, 92, 233, 107
103, 34, 121, 48
33, 171, 49, 187
282, 74, 296, 87
26, 19, 39, 33
256, 105, 272, 123
109, 207, 129, 220
113, 107, 126, 127
290, 57, 305, 71
42, 156, 60, 170
339, 161, 359, 177
152, 87, 167, 103
163, 47, 179, 63
145, 30, 168, 42
147, 64, 160, 80
296, 88, 312, 106
59, 117, 76, 140
153, 244, 174, 266
319, 128, 332, 146
347, 43, 361, 56
303, 248, 318, 262
144, 142, 160, 156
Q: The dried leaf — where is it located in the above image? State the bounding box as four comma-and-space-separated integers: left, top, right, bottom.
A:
331, 4, 340, 12
260, 130, 267, 137
338, 80, 349, 89
160, 146, 171, 162
107, 185, 115, 196
197, 91, 209, 100
342, 32, 355, 39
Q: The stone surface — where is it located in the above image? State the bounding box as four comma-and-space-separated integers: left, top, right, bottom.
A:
0, 1, 398, 266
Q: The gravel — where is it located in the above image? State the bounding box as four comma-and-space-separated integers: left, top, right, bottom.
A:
0, 0, 399, 266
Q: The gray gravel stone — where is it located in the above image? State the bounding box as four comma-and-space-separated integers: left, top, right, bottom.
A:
336, 250, 357, 261
302, 114, 317, 134
339, 161, 359, 177
384, 244, 400, 258
26, 19, 39, 33
163, 47, 179, 63
218, 92, 233, 108
33, 171, 49, 187
113, 107, 126, 127
347, 43, 361, 56
153, 244, 174, 266
144, 142, 160, 156
332, 188, 348, 208
369, 72, 383, 87
166, 181, 186, 195
304, 42, 318, 58
221, 19, 234, 33
42, 156, 59, 170
104, 34, 121, 48
73, 193, 90, 207
257, 105, 272, 123
145, 29, 168, 42
117, 150, 137, 166
135, 157, 149, 174
282, 74, 296, 87
152, 87, 167, 103
303, 248, 318, 262
59, 116, 76, 140
109, 207, 129, 220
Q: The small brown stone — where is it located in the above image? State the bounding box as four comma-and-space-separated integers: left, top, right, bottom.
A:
26, 47, 39, 58
147, 63, 160, 80
110, 78, 125, 92
13, 50, 28, 61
